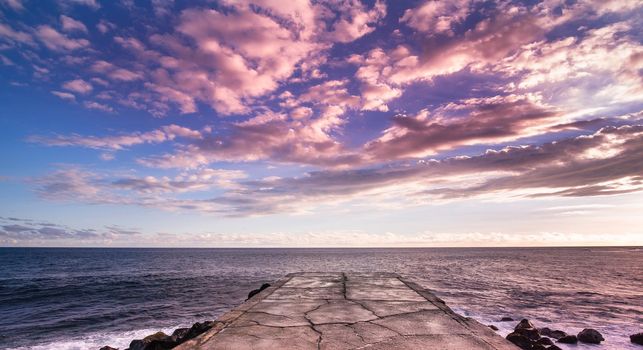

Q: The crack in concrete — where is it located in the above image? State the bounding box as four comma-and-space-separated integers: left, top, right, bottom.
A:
303, 300, 328, 350
341, 272, 347, 299
364, 320, 403, 336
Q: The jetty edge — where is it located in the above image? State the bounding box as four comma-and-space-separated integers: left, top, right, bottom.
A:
173, 272, 519, 350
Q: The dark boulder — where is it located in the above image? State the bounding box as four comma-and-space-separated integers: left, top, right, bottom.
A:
247, 283, 271, 300
500, 317, 514, 322
631, 332, 643, 345
506, 332, 533, 350
536, 337, 553, 346
539, 327, 566, 339
100, 347, 118, 350
577, 328, 604, 344
178, 321, 218, 342
515, 319, 535, 330
514, 327, 540, 341
128, 332, 177, 350
531, 344, 547, 350
171, 328, 190, 343
557, 334, 578, 344
548, 345, 562, 350
488, 325, 499, 331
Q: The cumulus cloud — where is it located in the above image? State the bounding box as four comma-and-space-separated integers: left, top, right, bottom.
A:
0, 23, 34, 45
35, 25, 89, 51
56, 0, 389, 117
60, 15, 88, 33
62, 79, 92, 94
90, 60, 144, 81
83, 101, 113, 112
401, 0, 477, 36
325, 0, 386, 43
493, 22, 643, 106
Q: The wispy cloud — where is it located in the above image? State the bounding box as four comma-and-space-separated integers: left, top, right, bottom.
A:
28, 124, 643, 217
0, 217, 140, 245
28, 124, 204, 150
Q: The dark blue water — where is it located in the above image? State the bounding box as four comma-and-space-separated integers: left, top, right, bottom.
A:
0, 247, 641, 349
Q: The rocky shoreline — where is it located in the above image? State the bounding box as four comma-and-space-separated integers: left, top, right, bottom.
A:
498, 318, 643, 349
98, 282, 642, 350
99, 283, 271, 350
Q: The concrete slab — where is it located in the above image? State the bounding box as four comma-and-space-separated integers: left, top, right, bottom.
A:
306, 300, 378, 324
175, 272, 519, 350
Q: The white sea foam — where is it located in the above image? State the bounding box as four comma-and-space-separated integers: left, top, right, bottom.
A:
6, 326, 179, 350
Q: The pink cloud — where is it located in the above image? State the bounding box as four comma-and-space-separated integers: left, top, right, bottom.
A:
364, 94, 561, 161
0, 23, 34, 45
28, 124, 204, 150
325, 0, 386, 43
35, 25, 89, 51
84, 1, 389, 116
492, 22, 643, 105
139, 107, 360, 169
401, 0, 476, 36
62, 79, 92, 94
83, 101, 113, 113
29, 123, 643, 217
109, 68, 143, 81
60, 15, 88, 33
299, 80, 361, 109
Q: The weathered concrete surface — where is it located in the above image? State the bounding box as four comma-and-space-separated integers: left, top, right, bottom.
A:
175, 273, 518, 350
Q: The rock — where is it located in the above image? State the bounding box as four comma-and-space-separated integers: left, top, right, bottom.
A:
548, 345, 562, 350
515, 319, 535, 330
488, 325, 499, 331
536, 337, 553, 346
531, 344, 547, 350
128, 331, 177, 350
100, 347, 118, 350
506, 332, 533, 350
557, 334, 578, 344
180, 321, 217, 342
501, 317, 514, 322
247, 283, 271, 300
514, 327, 541, 341
539, 327, 566, 339
631, 332, 643, 345
171, 328, 190, 342
577, 328, 604, 344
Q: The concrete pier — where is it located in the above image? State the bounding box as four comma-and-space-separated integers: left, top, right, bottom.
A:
175, 272, 518, 349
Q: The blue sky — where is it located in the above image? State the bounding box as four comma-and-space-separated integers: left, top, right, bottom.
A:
1, 0, 642, 247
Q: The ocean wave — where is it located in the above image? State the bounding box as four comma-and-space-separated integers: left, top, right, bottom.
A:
5, 326, 179, 350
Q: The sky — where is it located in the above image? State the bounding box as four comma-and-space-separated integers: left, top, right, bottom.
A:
0, 0, 642, 247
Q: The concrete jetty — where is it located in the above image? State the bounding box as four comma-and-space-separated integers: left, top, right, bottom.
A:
175, 272, 518, 349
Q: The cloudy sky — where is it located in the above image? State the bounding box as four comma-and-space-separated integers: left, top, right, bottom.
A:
0, 0, 642, 247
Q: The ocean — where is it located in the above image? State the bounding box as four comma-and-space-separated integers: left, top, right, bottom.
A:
0, 247, 641, 350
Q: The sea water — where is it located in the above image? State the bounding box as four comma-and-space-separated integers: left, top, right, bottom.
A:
0, 247, 641, 349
